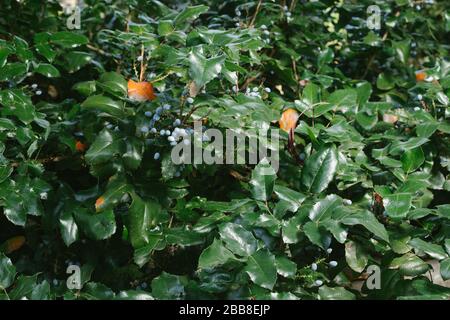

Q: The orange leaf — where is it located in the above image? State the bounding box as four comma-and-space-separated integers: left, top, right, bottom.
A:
279, 108, 299, 133
75, 140, 86, 152
95, 196, 105, 211
4, 236, 26, 254
128, 79, 156, 101
415, 71, 426, 82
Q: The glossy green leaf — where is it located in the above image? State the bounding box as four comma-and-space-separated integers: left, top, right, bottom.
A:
189, 50, 225, 89
250, 158, 277, 201
440, 258, 450, 281
64, 51, 92, 73
218, 223, 257, 257
0, 253, 16, 289
98, 72, 127, 97
275, 256, 297, 279
342, 210, 389, 242
244, 249, 277, 290
128, 194, 164, 248
81, 95, 124, 117
318, 286, 356, 300
345, 240, 368, 273
401, 147, 424, 173
74, 209, 117, 240
303, 221, 330, 250
308, 194, 342, 222
34, 63, 60, 78
50, 31, 88, 48
151, 272, 185, 300
59, 210, 79, 246
85, 129, 122, 165
408, 238, 448, 260
198, 239, 236, 269
0, 63, 27, 82
174, 5, 209, 26
383, 193, 412, 219
301, 144, 338, 193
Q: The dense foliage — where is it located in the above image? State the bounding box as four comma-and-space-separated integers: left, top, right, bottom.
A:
0, 0, 449, 300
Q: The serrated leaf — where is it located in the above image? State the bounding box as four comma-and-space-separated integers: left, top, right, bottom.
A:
189, 50, 225, 89
218, 223, 257, 257
198, 239, 236, 269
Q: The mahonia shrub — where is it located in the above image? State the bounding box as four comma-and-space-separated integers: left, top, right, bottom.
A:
0, 0, 449, 300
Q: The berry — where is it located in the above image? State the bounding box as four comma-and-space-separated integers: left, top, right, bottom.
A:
186, 97, 194, 104
174, 119, 181, 126
40, 192, 48, 200
329, 261, 338, 268
315, 280, 323, 286
326, 248, 333, 254
311, 263, 318, 271
150, 128, 157, 134
168, 136, 175, 142
144, 111, 152, 117
153, 114, 160, 121
264, 87, 271, 93
137, 56, 143, 62
153, 153, 160, 160
165, 130, 171, 136
140, 126, 149, 133
163, 104, 171, 110
36, 90, 42, 95
343, 199, 352, 205
31, 83, 38, 89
